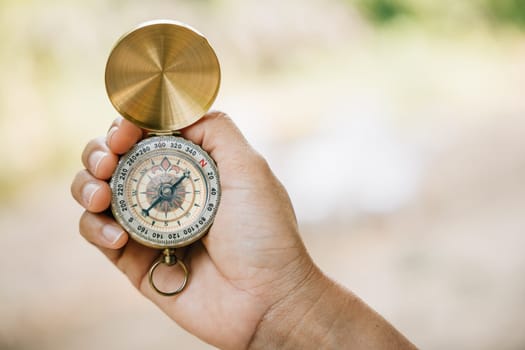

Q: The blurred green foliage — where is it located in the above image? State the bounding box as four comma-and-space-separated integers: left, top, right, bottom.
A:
354, 0, 412, 25
351, 0, 525, 30
486, 0, 525, 28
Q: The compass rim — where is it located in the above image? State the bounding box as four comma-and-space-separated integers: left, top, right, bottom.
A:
109, 136, 221, 250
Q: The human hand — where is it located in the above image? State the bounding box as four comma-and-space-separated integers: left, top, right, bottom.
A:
70, 111, 320, 349
71, 111, 417, 349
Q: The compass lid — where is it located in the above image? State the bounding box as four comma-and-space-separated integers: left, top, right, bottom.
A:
105, 20, 221, 132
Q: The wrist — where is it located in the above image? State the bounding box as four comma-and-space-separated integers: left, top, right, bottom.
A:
247, 267, 417, 350
247, 265, 347, 349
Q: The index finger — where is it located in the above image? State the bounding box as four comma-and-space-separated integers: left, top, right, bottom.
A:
106, 117, 145, 155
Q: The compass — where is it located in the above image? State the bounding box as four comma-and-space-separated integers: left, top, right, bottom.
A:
106, 20, 221, 296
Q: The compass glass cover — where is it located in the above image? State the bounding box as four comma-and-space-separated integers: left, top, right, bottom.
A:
110, 136, 220, 249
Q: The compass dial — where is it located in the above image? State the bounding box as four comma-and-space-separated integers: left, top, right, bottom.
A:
110, 136, 220, 249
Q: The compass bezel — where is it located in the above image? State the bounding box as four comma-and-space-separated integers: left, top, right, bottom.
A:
110, 136, 221, 249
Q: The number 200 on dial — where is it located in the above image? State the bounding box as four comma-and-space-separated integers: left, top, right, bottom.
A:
110, 136, 221, 249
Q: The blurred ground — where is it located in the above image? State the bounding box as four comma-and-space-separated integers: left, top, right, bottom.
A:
1, 0, 525, 349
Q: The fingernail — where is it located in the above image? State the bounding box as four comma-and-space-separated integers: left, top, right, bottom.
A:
102, 224, 125, 244
82, 182, 101, 207
107, 126, 118, 147
88, 151, 107, 175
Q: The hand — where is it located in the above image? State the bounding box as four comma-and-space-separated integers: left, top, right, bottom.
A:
71, 111, 317, 348
71, 111, 416, 349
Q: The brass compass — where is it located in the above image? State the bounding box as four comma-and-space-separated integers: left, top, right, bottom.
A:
106, 20, 221, 296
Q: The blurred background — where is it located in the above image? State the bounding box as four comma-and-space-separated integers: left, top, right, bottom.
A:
1, 0, 524, 348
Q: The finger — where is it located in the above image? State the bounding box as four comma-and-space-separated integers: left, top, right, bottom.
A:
114, 239, 160, 288
106, 117, 144, 155
79, 210, 159, 288
180, 111, 271, 187
141, 242, 261, 349
70, 169, 111, 212
140, 242, 213, 312
79, 211, 128, 249
81, 137, 119, 180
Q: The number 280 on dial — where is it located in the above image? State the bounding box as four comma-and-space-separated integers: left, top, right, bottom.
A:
110, 136, 221, 249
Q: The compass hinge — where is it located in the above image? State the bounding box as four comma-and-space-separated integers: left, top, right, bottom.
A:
148, 131, 181, 137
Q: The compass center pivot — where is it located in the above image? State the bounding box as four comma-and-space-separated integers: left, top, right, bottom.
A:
160, 183, 174, 199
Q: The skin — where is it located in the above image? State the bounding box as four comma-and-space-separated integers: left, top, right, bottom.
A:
71, 111, 417, 350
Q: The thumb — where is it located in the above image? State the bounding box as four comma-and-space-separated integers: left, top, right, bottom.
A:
180, 111, 268, 187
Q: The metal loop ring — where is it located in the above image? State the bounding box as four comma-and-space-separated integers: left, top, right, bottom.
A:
148, 257, 189, 296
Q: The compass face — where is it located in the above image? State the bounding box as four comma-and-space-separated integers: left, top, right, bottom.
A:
110, 136, 220, 249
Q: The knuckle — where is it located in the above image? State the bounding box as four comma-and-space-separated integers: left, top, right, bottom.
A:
207, 110, 229, 120
251, 152, 272, 175
205, 110, 235, 128
228, 150, 273, 181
